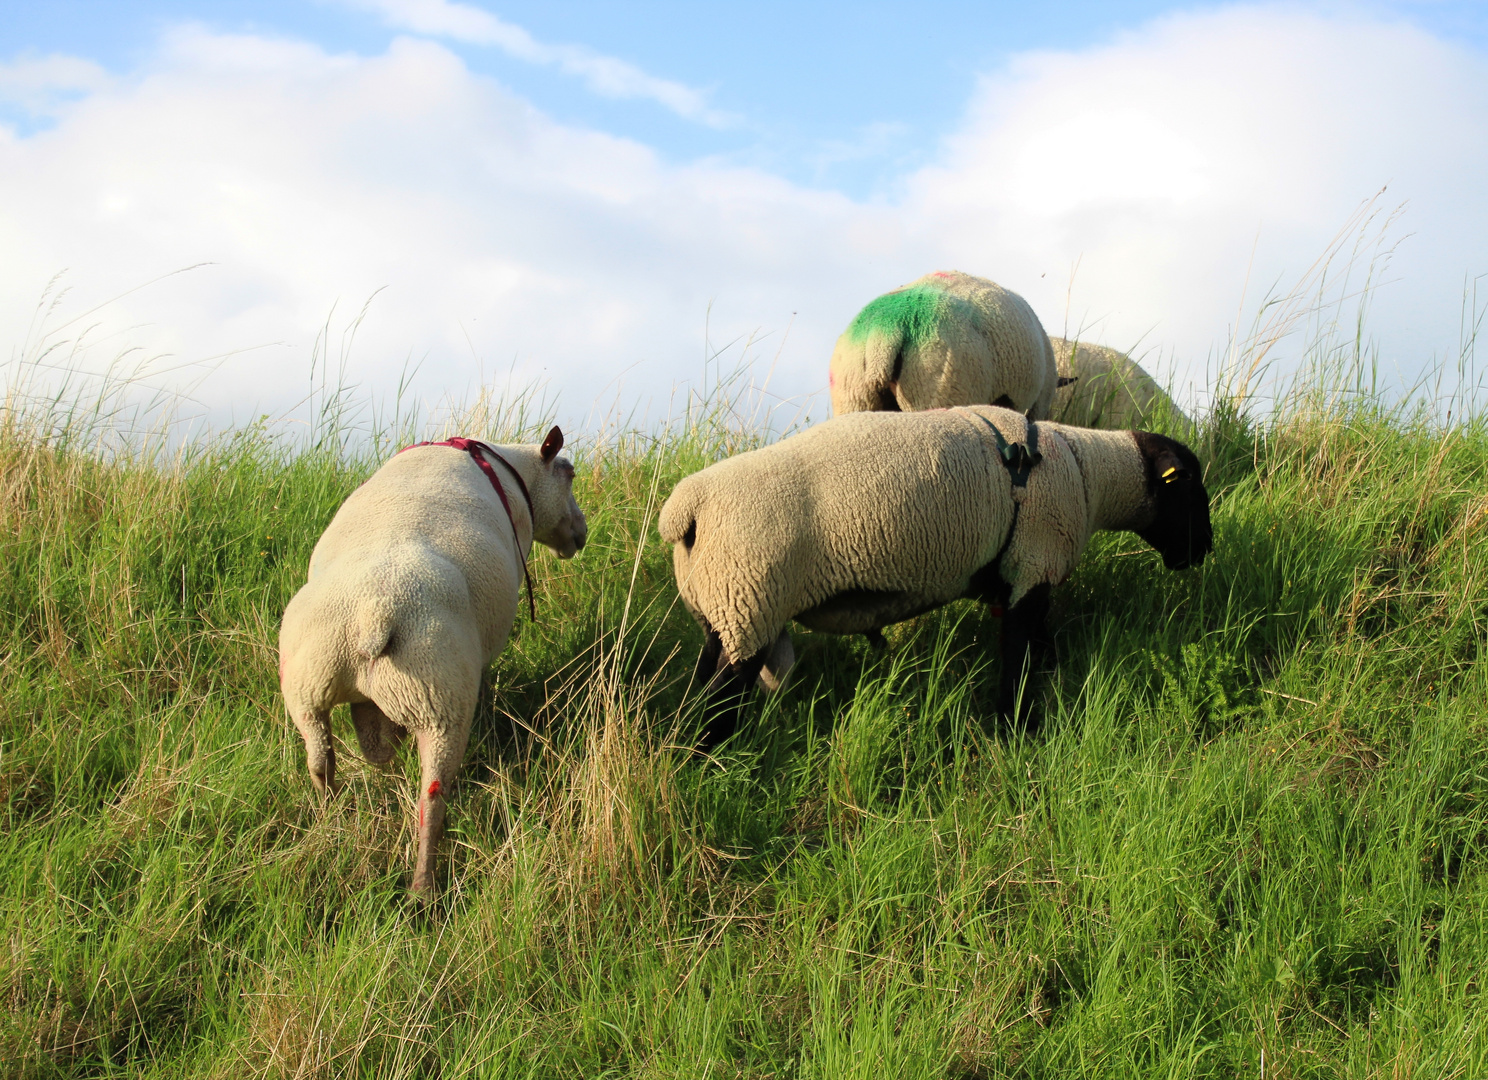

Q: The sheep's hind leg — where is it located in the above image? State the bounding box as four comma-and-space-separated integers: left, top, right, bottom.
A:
351, 701, 407, 766
697, 635, 768, 751
410, 721, 472, 898
996, 584, 1053, 734
293, 709, 338, 795
757, 630, 795, 693
695, 627, 725, 688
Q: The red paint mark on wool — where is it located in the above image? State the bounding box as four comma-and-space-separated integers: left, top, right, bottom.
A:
427, 780, 442, 798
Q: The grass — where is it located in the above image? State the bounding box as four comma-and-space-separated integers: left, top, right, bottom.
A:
2, 313, 1488, 1078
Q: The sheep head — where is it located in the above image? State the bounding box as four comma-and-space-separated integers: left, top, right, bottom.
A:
529, 425, 588, 559
1132, 431, 1213, 570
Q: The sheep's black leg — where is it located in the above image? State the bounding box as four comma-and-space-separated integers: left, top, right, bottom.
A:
695, 626, 725, 688
997, 584, 1053, 733
699, 648, 768, 750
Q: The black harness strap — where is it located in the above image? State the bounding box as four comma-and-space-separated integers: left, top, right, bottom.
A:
959, 408, 1042, 489
958, 409, 1044, 608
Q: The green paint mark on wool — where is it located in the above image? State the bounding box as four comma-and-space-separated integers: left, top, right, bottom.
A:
844, 285, 948, 347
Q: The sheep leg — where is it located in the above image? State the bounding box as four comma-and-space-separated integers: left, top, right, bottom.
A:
757, 630, 795, 693
997, 584, 1053, 732
351, 700, 407, 766
700, 649, 768, 750
410, 724, 471, 898
293, 709, 338, 795
695, 627, 726, 687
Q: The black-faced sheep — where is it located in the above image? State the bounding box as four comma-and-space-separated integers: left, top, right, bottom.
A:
828, 270, 1059, 419
278, 428, 587, 896
659, 407, 1211, 744
1051, 338, 1189, 431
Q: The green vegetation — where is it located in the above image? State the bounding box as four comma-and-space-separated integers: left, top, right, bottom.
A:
2, 334, 1487, 1078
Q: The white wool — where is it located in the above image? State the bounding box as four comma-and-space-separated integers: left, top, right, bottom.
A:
278, 433, 586, 894
1050, 338, 1189, 430
659, 406, 1158, 668
829, 271, 1059, 419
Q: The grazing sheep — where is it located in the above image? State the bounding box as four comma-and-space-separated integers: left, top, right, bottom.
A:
278, 428, 587, 896
659, 406, 1210, 743
1050, 338, 1189, 430
828, 271, 1059, 419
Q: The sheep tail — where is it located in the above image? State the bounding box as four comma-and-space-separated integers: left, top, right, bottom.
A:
860, 325, 907, 402
658, 478, 703, 546
353, 598, 397, 660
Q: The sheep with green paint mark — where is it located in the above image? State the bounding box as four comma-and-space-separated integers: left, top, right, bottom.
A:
828, 271, 1059, 419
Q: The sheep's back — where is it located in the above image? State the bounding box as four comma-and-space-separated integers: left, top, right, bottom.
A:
898, 272, 1056, 414
1050, 338, 1188, 430
300, 447, 526, 659
671, 411, 1014, 660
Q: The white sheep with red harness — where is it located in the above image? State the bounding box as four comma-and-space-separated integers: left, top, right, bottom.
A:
278, 427, 587, 896
659, 406, 1212, 744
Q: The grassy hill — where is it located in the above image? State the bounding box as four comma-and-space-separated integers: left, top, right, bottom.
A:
1, 359, 1486, 1078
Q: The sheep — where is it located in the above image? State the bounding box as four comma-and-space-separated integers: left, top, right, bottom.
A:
278, 427, 588, 896
828, 271, 1059, 419
658, 406, 1211, 744
1050, 338, 1189, 431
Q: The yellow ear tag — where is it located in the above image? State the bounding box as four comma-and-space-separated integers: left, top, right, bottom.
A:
1162, 466, 1179, 483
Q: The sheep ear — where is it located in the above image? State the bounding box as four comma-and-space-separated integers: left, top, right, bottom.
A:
540, 426, 563, 463
1155, 448, 1188, 484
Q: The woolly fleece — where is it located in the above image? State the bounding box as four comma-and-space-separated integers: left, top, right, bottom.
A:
1051, 338, 1189, 430
278, 431, 587, 894
660, 405, 1164, 669
828, 271, 1058, 419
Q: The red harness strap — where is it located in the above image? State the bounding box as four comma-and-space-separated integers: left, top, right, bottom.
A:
397, 437, 538, 621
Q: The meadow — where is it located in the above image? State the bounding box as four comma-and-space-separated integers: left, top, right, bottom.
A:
2, 308, 1487, 1078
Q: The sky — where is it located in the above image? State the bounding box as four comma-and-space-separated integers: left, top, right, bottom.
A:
2, 0, 1487, 431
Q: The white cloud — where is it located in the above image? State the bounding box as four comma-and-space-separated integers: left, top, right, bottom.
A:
907, 5, 1488, 401
340, 0, 732, 126
1, 7, 1485, 434
0, 27, 872, 428
0, 52, 110, 115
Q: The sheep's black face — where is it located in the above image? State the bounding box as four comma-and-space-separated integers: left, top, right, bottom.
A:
1133, 432, 1213, 570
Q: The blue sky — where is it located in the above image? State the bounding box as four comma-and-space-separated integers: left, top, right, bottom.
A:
3, 1, 1487, 424
7, 0, 1486, 194
2, 0, 1214, 193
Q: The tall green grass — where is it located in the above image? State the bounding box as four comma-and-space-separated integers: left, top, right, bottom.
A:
3, 283, 1488, 1077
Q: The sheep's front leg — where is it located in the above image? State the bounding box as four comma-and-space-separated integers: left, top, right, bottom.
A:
997, 584, 1053, 733
411, 724, 471, 897
351, 701, 407, 766
293, 709, 338, 795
